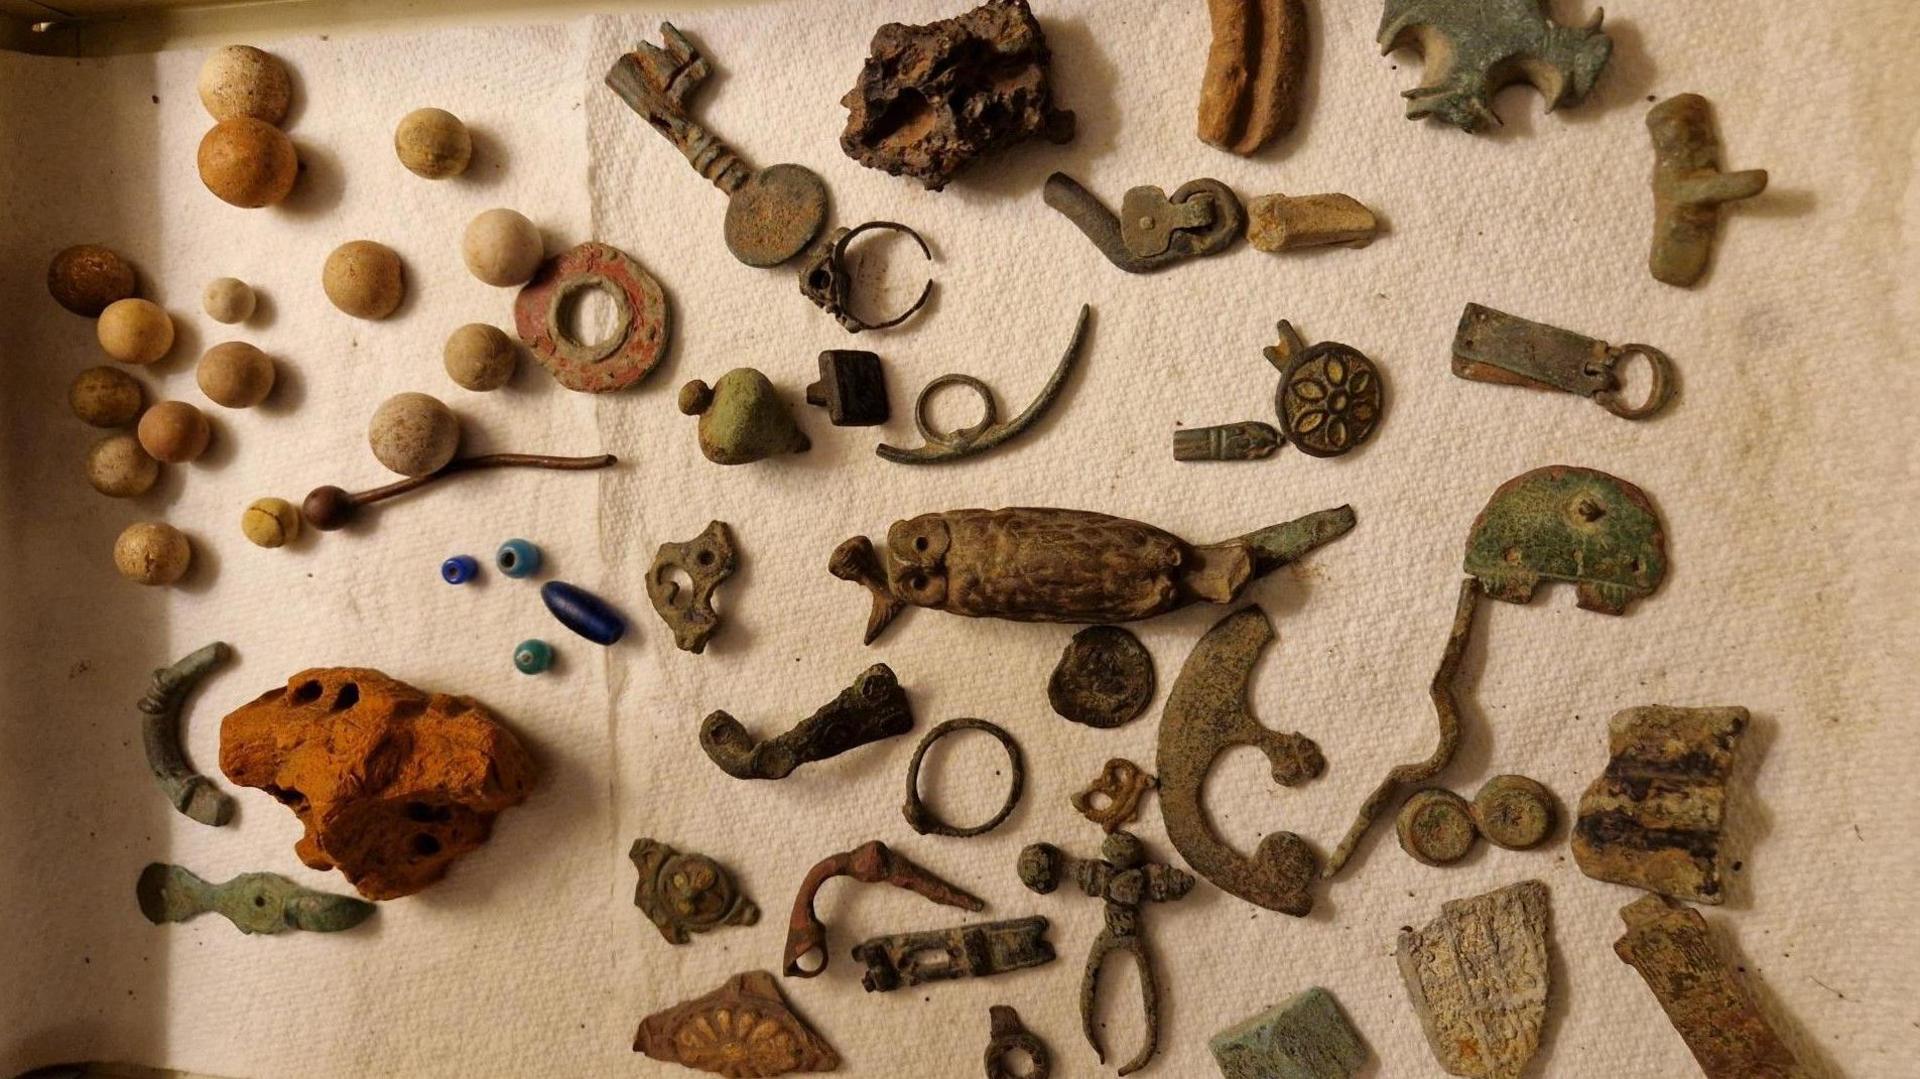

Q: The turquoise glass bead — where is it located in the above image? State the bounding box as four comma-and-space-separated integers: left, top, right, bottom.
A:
440, 555, 479, 584
513, 639, 553, 674
496, 538, 541, 578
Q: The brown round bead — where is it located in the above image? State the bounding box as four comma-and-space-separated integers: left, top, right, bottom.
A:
197, 45, 292, 124
368, 391, 459, 476
86, 433, 160, 497
1471, 775, 1556, 850
196, 341, 276, 408
1396, 788, 1479, 867
198, 117, 298, 208
302, 485, 354, 531
393, 107, 471, 179
47, 244, 136, 316
322, 240, 405, 319
69, 365, 146, 427
202, 277, 257, 324
96, 298, 175, 365
443, 323, 518, 391
138, 400, 212, 464
114, 521, 192, 585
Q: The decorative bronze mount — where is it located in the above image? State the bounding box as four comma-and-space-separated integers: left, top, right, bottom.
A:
646, 521, 737, 654
850, 916, 1054, 993
700, 663, 912, 780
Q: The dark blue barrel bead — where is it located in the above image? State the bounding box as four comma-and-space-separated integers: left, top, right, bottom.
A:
540, 580, 626, 645
441, 555, 479, 584
496, 538, 541, 578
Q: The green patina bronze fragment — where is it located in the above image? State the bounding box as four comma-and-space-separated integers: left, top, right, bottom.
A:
1649, 93, 1769, 288
1464, 465, 1666, 615
1210, 987, 1369, 1079
1378, 0, 1611, 132
679, 369, 811, 465
136, 863, 373, 935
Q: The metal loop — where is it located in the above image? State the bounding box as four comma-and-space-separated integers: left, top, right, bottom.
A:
1593, 344, 1676, 420
902, 718, 1025, 838
913, 375, 998, 448
834, 220, 934, 332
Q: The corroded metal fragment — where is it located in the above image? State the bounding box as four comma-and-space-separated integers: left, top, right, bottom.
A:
1247, 193, 1379, 252
137, 863, 373, 935
1045, 174, 1243, 273
831, 504, 1356, 644
785, 840, 985, 979
1648, 94, 1769, 287
1266, 322, 1384, 457
1397, 880, 1551, 1079
1396, 788, 1478, 866
680, 369, 812, 465
701, 664, 912, 780
985, 1004, 1052, 1079
1614, 895, 1807, 1078
1572, 705, 1749, 904
878, 305, 1089, 465
1464, 465, 1667, 614
513, 242, 670, 394
902, 718, 1024, 838
1452, 304, 1676, 420
1173, 421, 1283, 462
1072, 758, 1158, 834
795, 221, 935, 333
630, 837, 759, 945
633, 970, 840, 1077
1158, 605, 1326, 915
647, 521, 737, 653
1209, 987, 1368, 1079
1472, 774, 1556, 850
839, 0, 1074, 190
1019, 832, 1194, 1076
805, 351, 888, 426
1048, 625, 1155, 729
1378, 0, 1612, 132
850, 915, 1054, 992
1199, 0, 1308, 155
139, 642, 235, 827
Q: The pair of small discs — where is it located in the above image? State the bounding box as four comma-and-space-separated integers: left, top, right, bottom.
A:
1397, 775, 1555, 866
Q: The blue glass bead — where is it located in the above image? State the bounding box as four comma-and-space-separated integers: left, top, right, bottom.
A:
440, 555, 479, 584
513, 639, 553, 674
495, 538, 541, 579
540, 580, 626, 645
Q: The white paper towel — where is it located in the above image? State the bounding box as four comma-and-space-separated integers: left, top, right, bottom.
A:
3, 1, 1917, 1076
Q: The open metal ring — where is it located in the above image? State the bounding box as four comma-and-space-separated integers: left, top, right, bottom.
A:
902, 718, 1024, 838
1593, 344, 1676, 420
835, 220, 934, 332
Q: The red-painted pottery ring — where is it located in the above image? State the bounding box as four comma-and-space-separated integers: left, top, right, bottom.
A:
514, 242, 670, 393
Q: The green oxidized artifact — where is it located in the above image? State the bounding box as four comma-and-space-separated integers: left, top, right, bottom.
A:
1210, 987, 1369, 1079
1378, 0, 1611, 132
140, 642, 235, 827
1464, 465, 1666, 615
679, 368, 811, 465
136, 863, 374, 935
1648, 93, 1769, 288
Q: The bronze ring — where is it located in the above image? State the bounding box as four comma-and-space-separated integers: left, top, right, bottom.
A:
912, 374, 998, 448
1594, 344, 1676, 420
834, 220, 934, 332
985, 1019, 1051, 1079
902, 718, 1024, 838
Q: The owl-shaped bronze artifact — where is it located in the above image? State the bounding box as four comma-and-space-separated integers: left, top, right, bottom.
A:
830, 505, 1355, 643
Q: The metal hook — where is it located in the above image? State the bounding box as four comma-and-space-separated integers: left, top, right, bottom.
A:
1044, 173, 1244, 273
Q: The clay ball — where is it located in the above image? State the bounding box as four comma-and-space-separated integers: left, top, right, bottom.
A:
462, 208, 542, 287
197, 45, 291, 125
202, 277, 257, 323
443, 323, 518, 391
322, 240, 405, 319
394, 107, 471, 179
368, 392, 460, 477
87, 433, 161, 498
96, 298, 175, 364
138, 400, 212, 464
198, 117, 299, 208
114, 521, 192, 585
69, 366, 146, 427
197, 341, 277, 408
242, 496, 301, 548
47, 244, 136, 316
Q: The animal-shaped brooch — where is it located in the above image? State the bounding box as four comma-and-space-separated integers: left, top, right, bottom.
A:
829, 505, 1354, 644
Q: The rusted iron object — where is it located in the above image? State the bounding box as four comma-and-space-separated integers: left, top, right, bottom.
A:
302, 452, 616, 532
1199, 0, 1308, 155
514, 242, 670, 393
839, 0, 1074, 190
140, 642, 235, 827
1174, 421, 1283, 462
1019, 832, 1194, 1076
902, 718, 1025, 838
634, 970, 840, 1077
1572, 705, 1750, 904
1049, 625, 1155, 729
1378, 0, 1611, 133
1266, 321, 1385, 457
1072, 758, 1158, 834
629, 837, 759, 945
700, 663, 912, 781
1045, 173, 1244, 273
1614, 895, 1807, 1078
646, 521, 737, 654
1649, 94, 1769, 287
1397, 880, 1551, 1079
1395, 788, 1478, 866
1210, 987, 1369, 1079
604, 25, 828, 268
805, 350, 888, 426
137, 863, 373, 935
1247, 192, 1379, 252
1158, 605, 1326, 915
796, 221, 935, 333
985, 1004, 1052, 1079
831, 504, 1355, 644
1323, 577, 1482, 877
850, 915, 1055, 992
1452, 304, 1676, 420
1465, 465, 1668, 614
1472, 774, 1556, 850
878, 304, 1090, 465
784, 840, 986, 979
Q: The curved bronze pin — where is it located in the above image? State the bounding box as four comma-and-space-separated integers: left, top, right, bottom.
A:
1044, 173, 1243, 273
877, 304, 1090, 464
700, 663, 912, 780
141, 642, 235, 827
783, 840, 985, 978
1157, 606, 1327, 915
302, 452, 617, 532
